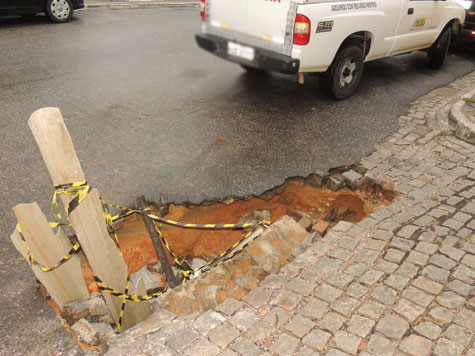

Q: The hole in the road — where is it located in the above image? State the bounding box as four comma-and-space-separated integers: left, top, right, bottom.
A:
45, 171, 395, 349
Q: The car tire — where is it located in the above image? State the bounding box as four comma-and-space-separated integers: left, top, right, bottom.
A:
46, 0, 73, 23
240, 64, 266, 74
319, 44, 364, 100
427, 26, 451, 69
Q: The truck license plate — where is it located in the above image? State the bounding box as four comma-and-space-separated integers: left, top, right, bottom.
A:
227, 42, 255, 61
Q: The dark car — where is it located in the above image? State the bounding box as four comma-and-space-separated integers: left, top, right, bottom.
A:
0, 0, 84, 23
460, 1, 475, 44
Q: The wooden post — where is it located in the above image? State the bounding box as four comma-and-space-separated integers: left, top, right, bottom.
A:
11, 203, 89, 310
28, 107, 149, 330
137, 196, 178, 288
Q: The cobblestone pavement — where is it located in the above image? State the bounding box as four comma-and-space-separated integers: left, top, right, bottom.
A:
101, 71, 475, 356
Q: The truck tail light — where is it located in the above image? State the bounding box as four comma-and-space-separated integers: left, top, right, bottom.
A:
200, 0, 206, 22
293, 14, 311, 45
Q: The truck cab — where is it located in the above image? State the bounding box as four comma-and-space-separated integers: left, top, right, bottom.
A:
196, 0, 465, 99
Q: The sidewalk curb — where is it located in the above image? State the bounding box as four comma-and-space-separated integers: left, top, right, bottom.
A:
84, 1, 199, 10
449, 87, 475, 144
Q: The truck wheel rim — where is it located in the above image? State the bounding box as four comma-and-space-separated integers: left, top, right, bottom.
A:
50, 0, 70, 19
339, 58, 357, 87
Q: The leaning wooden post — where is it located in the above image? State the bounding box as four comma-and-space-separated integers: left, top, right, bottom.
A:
28, 107, 149, 331
137, 196, 178, 288
11, 203, 89, 310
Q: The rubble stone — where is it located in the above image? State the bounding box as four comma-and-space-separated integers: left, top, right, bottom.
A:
71, 319, 99, 346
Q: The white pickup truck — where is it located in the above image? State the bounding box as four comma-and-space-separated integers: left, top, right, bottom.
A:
195, 0, 465, 99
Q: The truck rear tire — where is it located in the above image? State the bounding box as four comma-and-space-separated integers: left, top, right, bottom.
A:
427, 26, 451, 69
319, 44, 364, 100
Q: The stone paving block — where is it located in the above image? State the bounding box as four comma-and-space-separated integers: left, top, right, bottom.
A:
284, 315, 315, 338
263, 307, 291, 327
260, 274, 287, 289
394, 298, 425, 322
280, 263, 301, 278
314, 284, 343, 303
242, 287, 272, 309
344, 263, 368, 277
332, 221, 354, 233
219, 350, 239, 356
429, 254, 456, 270
245, 320, 274, 341
327, 272, 354, 289
433, 338, 464, 356
301, 298, 328, 320
384, 248, 406, 263
346, 282, 369, 299
229, 310, 259, 331
368, 238, 389, 251
354, 249, 380, 264
376, 314, 410, 339
366, 334, 397, 356
150, 347, 178, 356
216, 298, 244, 316
397, 225, 420, 238
273, 289, 302, 311
347, 315, 375, 338
461, 253, 475, 268
443, 218, 465, 230
297, 346, 318, 356
318, 256, 344, 272
327, 348, 349, 356
300, 265, 327, 282
302, 329, 331, 351
454, 308, 475, 332
371, 285, 397, 305
437, 291, 466, 310
331, 296, 360, 317
359, 300, 386, 320
330, 330, 362, 354
390, 237, 416, 252
428, 306, 454, 325
374, 229, 394, 240
403, 286, 434, 308
414, 321, 442, 340
208, 323, 240, 348
231, 337, 260, 356
421, 265, 450, 282
418, 231, 437, 242
339, 236, 359, 251
168, 329, 198, 352
405, 251, 429, 266
412, 276, 443, 295
413, 215, 434, 227
415, 241, 438, 255
318, 312, 345, 334
193, 310, 226, 336
286, 278, 316, 296
399, 335, 432, 356
452, 265, 475, 284
443, 324, 473, 347
375, 260, 398, 273
385, 274, 410, 291
359, 270, 385, 285
183, 338, 220, 356
447, 279, 472, 297
269, 333, 299, 356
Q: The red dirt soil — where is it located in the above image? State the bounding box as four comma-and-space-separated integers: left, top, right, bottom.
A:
111, 180, 394, 276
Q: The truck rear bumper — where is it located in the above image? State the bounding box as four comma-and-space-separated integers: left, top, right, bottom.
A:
196, 33, 300, 75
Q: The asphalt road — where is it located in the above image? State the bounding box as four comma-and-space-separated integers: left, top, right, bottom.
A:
0, 8, 474, 355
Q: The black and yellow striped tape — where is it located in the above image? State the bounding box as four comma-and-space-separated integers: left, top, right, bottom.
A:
17, 223, 80, 272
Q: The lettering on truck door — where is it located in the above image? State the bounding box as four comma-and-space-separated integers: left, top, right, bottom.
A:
392, 0, 445, 53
